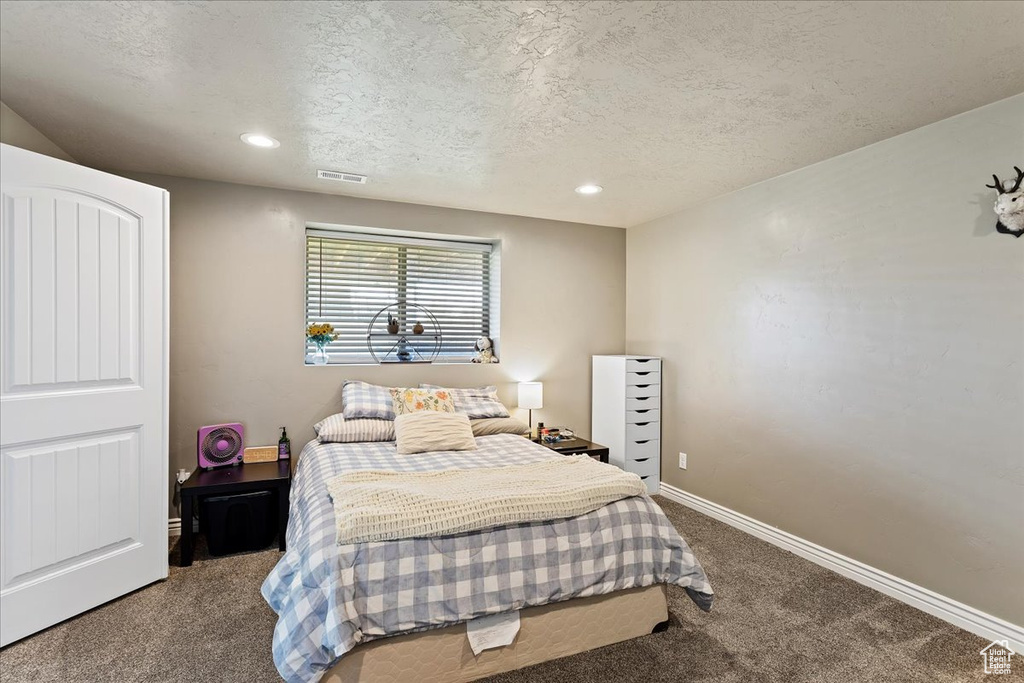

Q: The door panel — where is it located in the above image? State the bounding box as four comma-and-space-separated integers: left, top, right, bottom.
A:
3, 190, 141, 395
2, 429, 141, 590
0, 144, 167, 646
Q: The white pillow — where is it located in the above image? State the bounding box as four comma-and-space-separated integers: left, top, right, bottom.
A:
315, 413, 395, 443
394, 411, 477, 455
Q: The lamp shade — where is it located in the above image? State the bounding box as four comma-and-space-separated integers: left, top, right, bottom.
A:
518, 381, 543, 410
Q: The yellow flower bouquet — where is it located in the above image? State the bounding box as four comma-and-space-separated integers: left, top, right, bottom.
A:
306, 322, 338, 345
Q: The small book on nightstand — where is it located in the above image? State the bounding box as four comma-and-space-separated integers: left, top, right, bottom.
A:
539, 437, 610, 463
543, 437, 590, 452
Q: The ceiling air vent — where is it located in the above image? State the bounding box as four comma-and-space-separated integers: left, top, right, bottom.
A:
317, 169, 367, 184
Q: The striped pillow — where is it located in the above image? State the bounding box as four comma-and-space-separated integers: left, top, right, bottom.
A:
393, 411, 477, 455
315, 413, 395, 443
470, 417, 530, 437
420, 384, 510, 419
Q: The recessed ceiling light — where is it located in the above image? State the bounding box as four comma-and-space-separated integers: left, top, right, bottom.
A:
240, 133, 280, 148
575, 184, 603, 195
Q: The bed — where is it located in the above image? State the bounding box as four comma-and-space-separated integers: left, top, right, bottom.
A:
262, 433, 713, 682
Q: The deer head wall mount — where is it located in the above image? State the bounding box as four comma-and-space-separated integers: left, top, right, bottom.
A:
986, 166, 1024, 238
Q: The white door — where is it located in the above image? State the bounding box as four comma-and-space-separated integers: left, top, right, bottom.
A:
0, 143, 168, 645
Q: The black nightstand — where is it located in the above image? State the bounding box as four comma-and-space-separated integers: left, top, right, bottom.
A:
179, 460, 291, 567
539, 437, 610, 463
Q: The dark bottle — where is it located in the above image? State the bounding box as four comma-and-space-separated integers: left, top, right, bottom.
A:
278, 427, 291, 459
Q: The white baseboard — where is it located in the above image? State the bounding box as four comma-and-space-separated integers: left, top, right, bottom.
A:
658, 482, 1024, 652
167, 517, 197, 537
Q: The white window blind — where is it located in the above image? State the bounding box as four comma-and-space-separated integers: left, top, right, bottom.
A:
305, 229, 497, 364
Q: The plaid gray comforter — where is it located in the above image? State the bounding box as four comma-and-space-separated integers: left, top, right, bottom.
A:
262, 434, 714, 682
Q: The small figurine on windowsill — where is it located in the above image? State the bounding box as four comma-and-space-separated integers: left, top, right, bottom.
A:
472, 336, 499, 363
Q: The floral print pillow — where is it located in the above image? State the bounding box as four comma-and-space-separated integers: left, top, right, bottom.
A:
389, 388, 457, 416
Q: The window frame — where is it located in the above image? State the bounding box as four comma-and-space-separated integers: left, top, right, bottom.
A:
304, 225, 500, 366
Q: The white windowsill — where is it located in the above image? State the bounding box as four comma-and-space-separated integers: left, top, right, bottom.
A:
303, 357, 492, 367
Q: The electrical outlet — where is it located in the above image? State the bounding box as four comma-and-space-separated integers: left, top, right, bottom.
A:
678, 452, 687, 470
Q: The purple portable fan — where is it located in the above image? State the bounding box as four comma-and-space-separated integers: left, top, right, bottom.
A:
197, 423, 244, 470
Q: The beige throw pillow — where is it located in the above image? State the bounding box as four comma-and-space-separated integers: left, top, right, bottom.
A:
394, 411, 477, 455
470, 417, 530, 437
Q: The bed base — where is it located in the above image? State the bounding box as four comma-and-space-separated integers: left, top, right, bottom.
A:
322, 584, 669, 683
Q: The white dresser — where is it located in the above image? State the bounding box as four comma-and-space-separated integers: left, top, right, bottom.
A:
591, 355, 662, 493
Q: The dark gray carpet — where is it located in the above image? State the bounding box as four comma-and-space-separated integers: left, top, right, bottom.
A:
0, 497, 1008, 682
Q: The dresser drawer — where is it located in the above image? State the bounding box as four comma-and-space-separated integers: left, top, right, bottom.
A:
626, 408, 660, 423
625, 383, 660, 399
626, 358, 661, 373
626, 421, 660, 442
626, 438, 659, 461
627, 455, 659, 478
625, 396, 658, 410
626, 371, 660, 386
638, 474, 659, 494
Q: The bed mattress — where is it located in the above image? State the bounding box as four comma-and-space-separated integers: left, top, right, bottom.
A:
262, 434, 713, 682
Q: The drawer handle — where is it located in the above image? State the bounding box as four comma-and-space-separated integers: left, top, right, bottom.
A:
634, 422, 651, 426
635, 384, 650, 388
634, 359, 651, 364
634, 457, 650, 463
634, 440, 650, 444
634, 397, 650, 401
634, 371, 651, 376
634, 409, 650, 414
640, 475, 650, 480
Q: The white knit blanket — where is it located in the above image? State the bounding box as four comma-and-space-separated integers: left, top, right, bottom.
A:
326, 456, 647, 544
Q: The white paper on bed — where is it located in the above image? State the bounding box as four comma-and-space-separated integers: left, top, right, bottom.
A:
466, 611, 521, 655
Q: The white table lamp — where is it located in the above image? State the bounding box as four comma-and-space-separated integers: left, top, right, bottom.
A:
518, 381, 543, 430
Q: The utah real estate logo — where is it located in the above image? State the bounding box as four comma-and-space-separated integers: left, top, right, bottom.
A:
980, 640, 1015, 675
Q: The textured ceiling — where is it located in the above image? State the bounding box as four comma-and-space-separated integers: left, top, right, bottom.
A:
1, 1, 1022, 228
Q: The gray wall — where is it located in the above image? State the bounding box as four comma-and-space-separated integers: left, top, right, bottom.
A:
626, 94, 1024, 624
120, 174, 626, 517
0, 101, 75, 162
